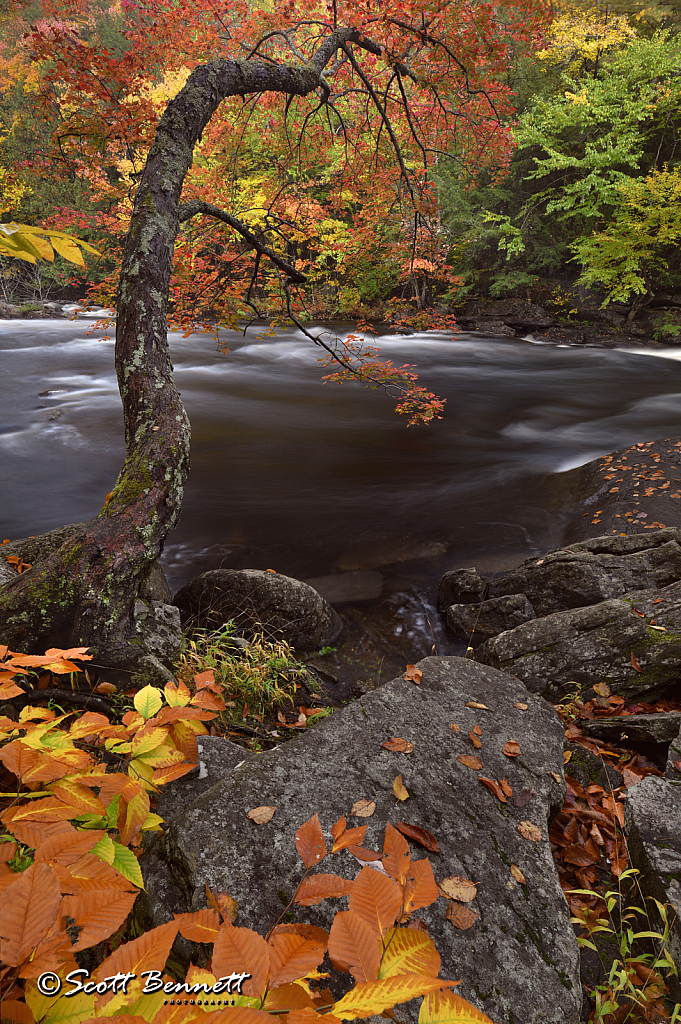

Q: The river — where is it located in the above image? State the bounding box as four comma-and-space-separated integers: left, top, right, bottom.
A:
3, 315, 681, 672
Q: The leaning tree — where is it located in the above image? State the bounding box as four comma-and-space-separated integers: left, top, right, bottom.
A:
0, 0, 547, 682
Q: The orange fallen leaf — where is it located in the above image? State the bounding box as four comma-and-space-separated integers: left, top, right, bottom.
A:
450, 724, 460, 733
514, 702, 528, 710
247, 806, 276, 824
393, 821, 440, 853
468, 731, 482, 749
550, 772, 562, 784
466, 701, 490, 710
351, 799, 376, 818
438, 876, 477, 902
382, 737, 414, 753
446, 903, 479, 930
348, 845, 383, 861
631, 652, 642, 673
95, 682, 116, 694
517, 821, 542, 842
393, 774, 409, 802
593, 682, 611, 697
510, 864, 526, 885
479, 777, 507, 803
503, 740, 521, 758
404, 664, 422, 684
457, 754, 482, 770
500, 778, 513, 799
472, 725, 482, 736
563, 751, 572, 764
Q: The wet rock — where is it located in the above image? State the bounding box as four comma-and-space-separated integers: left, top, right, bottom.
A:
474, 319, 516, 337
624, 776, 681, 999
564, 743, 623, 791
173, 568, 342, 652
485, 536, 681, 617
438, 567, 486, 609
580, 713, 681, 746
140, 656, 581, 1024
668, 726, 681, 782
336, 538, 447, 570
446, 593, 536, 641
303, 569, 383, 604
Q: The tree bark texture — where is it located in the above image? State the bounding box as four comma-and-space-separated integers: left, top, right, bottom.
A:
0, 38, 356, 683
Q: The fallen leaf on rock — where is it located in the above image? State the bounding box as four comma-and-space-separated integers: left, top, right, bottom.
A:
510, 865, 526, 885
563, 751, 572, 764
514, 702, 528, 710
468, 731, 482, 749
631, 652, 642, 673
95, 682, 116, 694
472, 725, 482, 736
351, 799, 376, 818
621, 768, 643, 788
394, 821, 440, 853
466, 701, 490, 710
550, 771, 562, 784
593, 682, 611, 697
393, 774, 409, 801
517, 821, 542, 842
479, 777, 507, 803
247, 805, 276, 824
407, 919, 429, 933
503, 740, 521, 758
457, 754, 482, 770
446, 903, 479, 930
382, 737, 414, 753
439, 875, 477, 902
348, 845, 383, 862
500, 778, 513, 798
450, 724, 460, 733
512, 788, 533, 808
405, 664, 422, 684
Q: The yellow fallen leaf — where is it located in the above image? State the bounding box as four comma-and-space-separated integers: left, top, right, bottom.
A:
510, 864, 526, 885
351, 799, 376, 818
450, 723, 460, 732
517, 821, 542, 842
514, 702, 528, 710
393, 774, 409, 802
550, 771, 562, 784
439, 875, 477, 902
466, 701, 490, 710
247, 805, 276, 824
563, 751, 572, 764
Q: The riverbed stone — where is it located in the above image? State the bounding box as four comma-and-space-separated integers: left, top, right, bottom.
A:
438, 567, 486, 609
140, 656, 581, 1024
446, 593, 535, 641
624, 776, 681, 999
173, 568, 343, 652
580, 713, 681, 746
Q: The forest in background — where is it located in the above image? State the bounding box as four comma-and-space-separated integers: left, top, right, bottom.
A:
1, 0, 681, 330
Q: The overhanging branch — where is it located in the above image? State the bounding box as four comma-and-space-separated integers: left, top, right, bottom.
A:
178, 200, 306, 283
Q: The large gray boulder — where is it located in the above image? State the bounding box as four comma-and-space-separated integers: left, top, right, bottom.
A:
624, 777, 681, 1000
140, 657, 582, 1024
446, 594, 536, 641
476, 579, 681, 703
173, 568, 343, 651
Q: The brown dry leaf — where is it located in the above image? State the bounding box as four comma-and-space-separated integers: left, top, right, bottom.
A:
438, 876, 477, 903
450, 723, 460, 733
500, 778, 513, 799
468, 731, 482, 749
479, 777, 507, 803
295, 813, 327, 868
247, 805, 276, 824
446, 903, 479, 930
563, 751, 572, 764
514, 702, 528, 710
351, 799, 376, 818
593, 682, 611, 697
348, 845, 383, 862
404, 665, 422, 685
393, 821, 440, 853
621, 768, 643, 788
517, 821, 542, 842
393, 775, 409, 802
502, 740, 521, 758
472, 725, 482, 736
465, 701, 490, 710
512, 787, 532, 808
277, 711, 286, 725
382, 738, 414, 753
631, 652, 643, 673
510, 865, 526, 885
457, 754, 482, 770
550, 771, 562, 784
94, 682, 116, 695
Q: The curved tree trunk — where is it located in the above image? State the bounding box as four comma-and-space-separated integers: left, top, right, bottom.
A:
0, 39, 354, 685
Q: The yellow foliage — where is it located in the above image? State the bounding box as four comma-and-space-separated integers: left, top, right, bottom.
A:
538, 5, 636, 69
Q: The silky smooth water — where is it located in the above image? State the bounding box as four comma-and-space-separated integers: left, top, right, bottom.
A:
3, 316, 681, 595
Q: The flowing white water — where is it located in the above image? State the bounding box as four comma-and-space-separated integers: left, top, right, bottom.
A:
3, 318, 681, 594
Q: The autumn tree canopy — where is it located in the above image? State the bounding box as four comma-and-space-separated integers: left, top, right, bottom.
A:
0, 0, 548, 678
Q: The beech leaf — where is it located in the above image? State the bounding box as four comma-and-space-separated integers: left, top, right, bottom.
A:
438, 876, 477, 903
382, 737, 414, 753
457, 754, 482, 770
382, 822, 411, 885
332, 825, 367, 854
132, 685, 163, 720
393, 821, 440, 853
295, 874, 355, 906
348, 865, 403, 939
446, 903, 479, 930
247, 805, 276, 824
332, 975, 460, 1020
510, 864, 526, 885
631, 651, 643, 672
502, 740, 521, 757
478, 777, 507, 803
327, 909, 381, 982
404, 665, 422, 684
420, 987, 496, 1023
295, 813, 327, 868
351, 799, 376, 818
517, 821, 542, 842
393, 774, 409, 801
